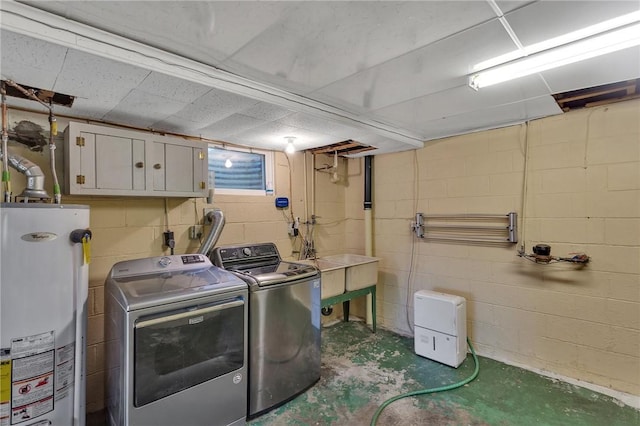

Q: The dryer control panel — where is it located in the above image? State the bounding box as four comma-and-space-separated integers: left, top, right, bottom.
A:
111, 254, 212, 278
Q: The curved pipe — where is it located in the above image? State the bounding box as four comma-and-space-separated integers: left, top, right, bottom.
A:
3, 80, 60, 203
197, 208, 225, 256
0, 150, 50, 200
2, 82, 11, 201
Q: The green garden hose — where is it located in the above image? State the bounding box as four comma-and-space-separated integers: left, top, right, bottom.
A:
370, 338, 480, 425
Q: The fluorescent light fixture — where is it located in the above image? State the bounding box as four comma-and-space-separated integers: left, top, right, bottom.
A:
284, 136, 296, 154
470, 23, 640, 89
473, 10, 640, 72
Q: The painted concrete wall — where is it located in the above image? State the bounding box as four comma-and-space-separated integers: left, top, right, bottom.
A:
369, 99, 640, 397
4, 109, 334, 412
5, 98, 638, 412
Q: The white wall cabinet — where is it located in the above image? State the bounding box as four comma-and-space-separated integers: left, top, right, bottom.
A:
64, 122, 208, 197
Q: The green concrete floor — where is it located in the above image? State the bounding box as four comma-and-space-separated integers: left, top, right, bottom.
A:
250, 321, 639, 426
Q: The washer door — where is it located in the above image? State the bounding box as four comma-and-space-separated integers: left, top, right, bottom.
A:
133, 297, 245, 406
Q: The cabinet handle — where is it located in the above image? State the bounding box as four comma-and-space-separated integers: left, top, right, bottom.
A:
154, 163, 162, 170
135, 162, 144, 168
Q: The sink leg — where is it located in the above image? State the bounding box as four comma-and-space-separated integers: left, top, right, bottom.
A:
371, 287, 376, 333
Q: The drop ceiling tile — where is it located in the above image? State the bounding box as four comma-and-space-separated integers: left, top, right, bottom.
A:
226, 1, 495, 90
150, 116, 212, 136
103, 89, 188, 128
505, 1, 640, 46
373, 73, 550, 132
352, 137, 415, 156
199, 114, 266, 139
62, 97, 117, 120
541, 47, 640, 93
3, 97, 52, 114
313, 20, 516, 112
494, 1, 536, 14
173, 88, 259, 125
53, 49, 150, 103
276, 113, 362, 139
189, 2, 296, 58
352, 133, 415, 154
0, 66, 57, 93
21, 1, 293, 65
229, 121, 336, 151
239, 102, 294, 122
419, 96, 561, 140
0, 30, 67, 88
137, 72, 212, 103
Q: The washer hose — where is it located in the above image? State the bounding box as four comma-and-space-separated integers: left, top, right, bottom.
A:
370, 338, 479, 426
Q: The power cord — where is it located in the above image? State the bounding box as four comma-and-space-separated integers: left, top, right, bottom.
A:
370, 338, 479, 426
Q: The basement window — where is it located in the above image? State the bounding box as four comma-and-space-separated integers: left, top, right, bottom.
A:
208, 145, 274, 196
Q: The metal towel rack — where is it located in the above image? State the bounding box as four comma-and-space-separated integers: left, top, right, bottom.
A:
412, 212, 517, 244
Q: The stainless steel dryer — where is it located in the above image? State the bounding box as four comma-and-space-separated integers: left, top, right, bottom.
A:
211, 243, 321, 418
105, 254, 248, 426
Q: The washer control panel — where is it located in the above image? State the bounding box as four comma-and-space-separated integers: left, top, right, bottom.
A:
214, 243, 280, 264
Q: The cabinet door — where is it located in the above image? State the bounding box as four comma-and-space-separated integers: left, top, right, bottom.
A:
153, 141, 207, 195
95, 134, 145, 190
65, 122, 206, 197
165, 144, 194, 192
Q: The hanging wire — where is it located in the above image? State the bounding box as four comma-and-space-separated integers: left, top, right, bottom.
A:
405, 149, 419, 333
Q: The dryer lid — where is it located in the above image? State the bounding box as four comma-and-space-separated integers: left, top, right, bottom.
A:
106, 255, 247, 311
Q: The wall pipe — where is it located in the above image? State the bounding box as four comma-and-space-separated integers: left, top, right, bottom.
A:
0, 151, 50, 200
3, 80, 61, 203
1, 82, 10, 202
364, 155, 373, 326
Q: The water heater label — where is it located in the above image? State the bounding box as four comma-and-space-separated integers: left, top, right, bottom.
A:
54, 343, 75, 402
1, 352, 10, 426
19, 233, 57, 243
10, 332, 55, 424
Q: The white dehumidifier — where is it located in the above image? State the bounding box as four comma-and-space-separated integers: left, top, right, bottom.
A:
414, 290, 467, 368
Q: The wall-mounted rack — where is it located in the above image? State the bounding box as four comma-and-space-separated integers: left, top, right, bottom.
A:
412, 212, 517, 244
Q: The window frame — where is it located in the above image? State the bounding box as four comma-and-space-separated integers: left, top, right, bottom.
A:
208, 144, 275, 196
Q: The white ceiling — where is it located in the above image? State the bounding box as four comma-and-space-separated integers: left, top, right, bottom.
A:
1, 0, 639, 155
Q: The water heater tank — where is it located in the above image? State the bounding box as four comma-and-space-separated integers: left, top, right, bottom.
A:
1, 203, 90, 425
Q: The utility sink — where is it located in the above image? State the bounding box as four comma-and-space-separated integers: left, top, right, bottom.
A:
321, 254, 380, 291
298, 259, 346, 298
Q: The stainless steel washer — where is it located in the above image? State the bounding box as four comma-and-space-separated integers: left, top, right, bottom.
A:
211, 243, 321, 418
105, 254, 248, 426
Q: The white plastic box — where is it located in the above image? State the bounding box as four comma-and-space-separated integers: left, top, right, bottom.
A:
414, 290, 467, 368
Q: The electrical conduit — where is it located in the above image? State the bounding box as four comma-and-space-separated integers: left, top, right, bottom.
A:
370, 338, 480, 425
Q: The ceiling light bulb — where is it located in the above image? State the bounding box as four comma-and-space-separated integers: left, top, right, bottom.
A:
284, 136, 296, 154
225, 158, 233, 168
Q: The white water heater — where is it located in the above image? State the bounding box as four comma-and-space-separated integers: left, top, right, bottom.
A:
0, 203, 90, 426
414, 290, 467, 368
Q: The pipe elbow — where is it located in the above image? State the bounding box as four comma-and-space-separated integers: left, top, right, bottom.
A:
1, 151, 50, 199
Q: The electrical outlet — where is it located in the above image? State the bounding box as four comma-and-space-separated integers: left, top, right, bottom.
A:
189, 225, 204, 240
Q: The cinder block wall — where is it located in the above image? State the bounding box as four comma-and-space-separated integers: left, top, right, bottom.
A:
5, 109, 318, 412
370, 99, 640, 396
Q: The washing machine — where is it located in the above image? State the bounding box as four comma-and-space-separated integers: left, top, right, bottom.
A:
105, 254, 248, 426
211, 243, 321, 418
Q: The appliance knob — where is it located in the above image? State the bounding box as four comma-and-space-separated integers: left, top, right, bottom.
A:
242, 247, 252, 257
159, 257, 172, 267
